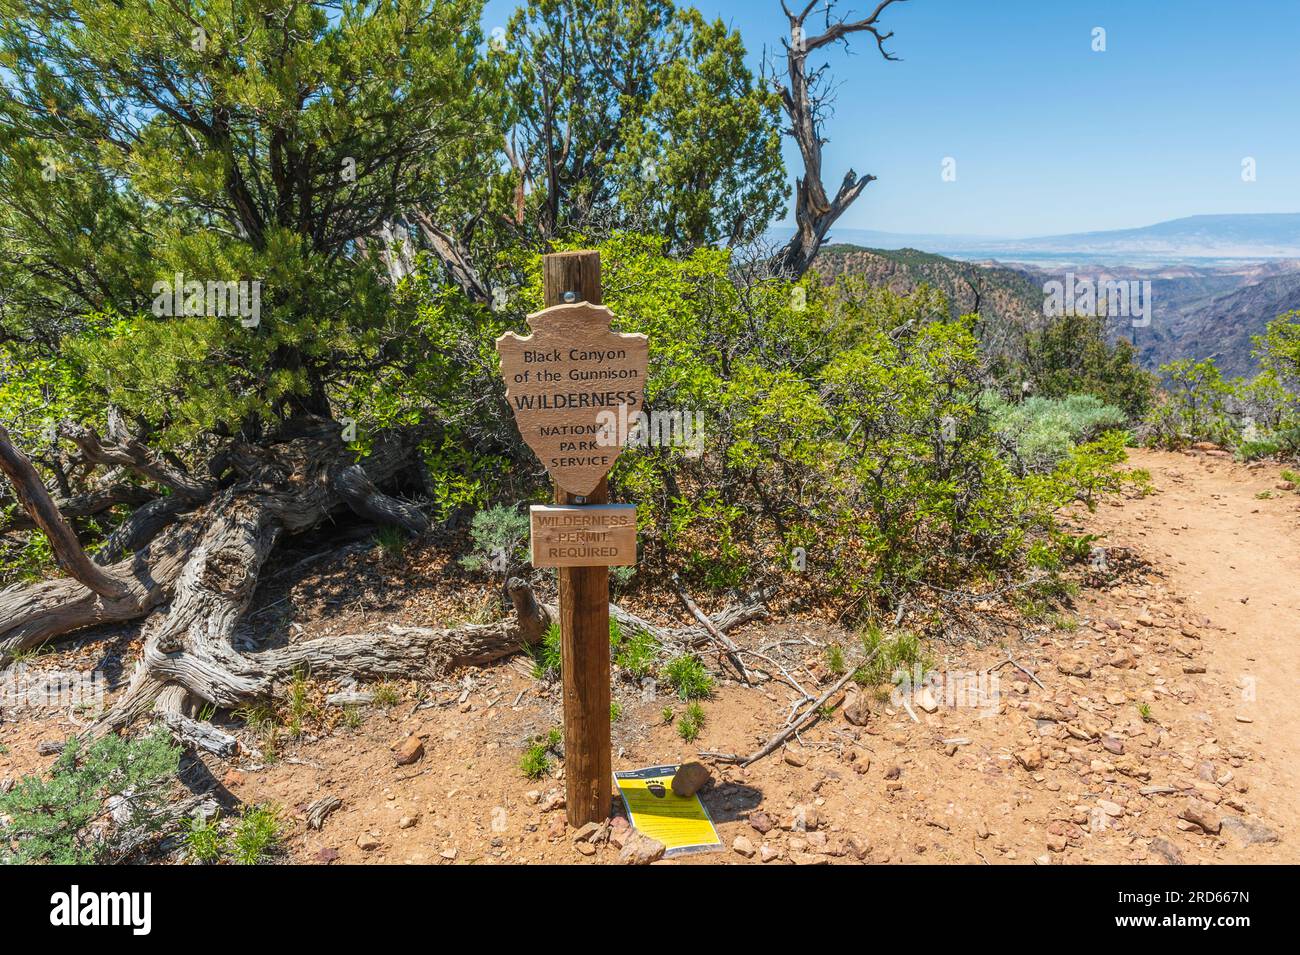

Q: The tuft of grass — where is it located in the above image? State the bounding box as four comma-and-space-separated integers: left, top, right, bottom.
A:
373, 525, 408, 558
614, 628, 659, 679
527, 623, 563, 681
854, 623, 931, 688
610, 701, 623, 722
229, 804, 283, 865
1255, 490, 1274, 500
186, 816, 223, 864
1138, 702, 1155, 723
664, 654, 714, 700
825, 642, 846, 676
342, 705, 362, 729
520, 727, 563, 780
676, 702, 705, 742
371, 682, 401, 708
284, 670, 317, 738
661, 706, 675, 724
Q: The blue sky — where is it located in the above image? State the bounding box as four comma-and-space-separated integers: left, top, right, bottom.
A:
480, 0, 1300, 238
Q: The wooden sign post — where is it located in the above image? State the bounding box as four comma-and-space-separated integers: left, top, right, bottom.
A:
496, 250, 647, 827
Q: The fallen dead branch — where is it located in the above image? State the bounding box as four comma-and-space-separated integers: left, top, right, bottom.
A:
706, 660, 871, 767
671, 572, 753, 684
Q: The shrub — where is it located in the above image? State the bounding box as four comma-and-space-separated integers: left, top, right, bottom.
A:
458, 505, 529, 573
677, 702, 706, 742
0, 728, 180, 864
186, 815, 223, 864
230, 804, 284, 865
520, 727, 563, 779
985, 393, 1128, 472
664, 654, 714, 700
614, 628, 660, 678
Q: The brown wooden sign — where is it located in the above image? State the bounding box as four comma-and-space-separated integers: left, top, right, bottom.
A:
530, 504, 636, 568
496, 302, 648, 496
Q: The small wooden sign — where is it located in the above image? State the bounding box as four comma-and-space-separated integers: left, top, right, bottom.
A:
530, 504, 637, 568
497, 302, 648, 495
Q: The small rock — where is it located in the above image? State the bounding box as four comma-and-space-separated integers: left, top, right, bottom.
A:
843, 693, 872, 726
1220, 816, 1279, 846
1151, 837, 1184, 865
572, 821, 601, 844
915, 687, 939, 713
760, 844, 780, 863
618, 832, 667, 865
393, 736, 424, 766
789, 804, 822, 832
783, 747, 808, 767
1057, 654, 1091, 678
576, 842, 597, 857
732, 835, 756, 858
749, 810, 774, 834
315, 847, 340, 864
1109, 648, 1138, 669
1101, 736, 1125, 755
440, 848, 458, 861
356, 834, 381, 851
1015, 744, 1044, 771
398, 815, 418, 830
1180, 799, 1222, 834
671, 761, 712, 797
37, 740, 64, 756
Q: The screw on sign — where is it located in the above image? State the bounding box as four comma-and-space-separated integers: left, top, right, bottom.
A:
495, 251, 646, 826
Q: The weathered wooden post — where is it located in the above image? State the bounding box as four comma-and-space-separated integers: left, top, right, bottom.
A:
496, 250, 646, 827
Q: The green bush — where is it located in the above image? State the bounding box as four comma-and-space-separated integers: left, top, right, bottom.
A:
0, 728, 180, 864
985, 393, 1128, 472
459, 505, 530, 573
229, 804, 284, 865
664, 654, 714, 700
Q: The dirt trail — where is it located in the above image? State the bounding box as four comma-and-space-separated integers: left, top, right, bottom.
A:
1090, 448, 1300, 838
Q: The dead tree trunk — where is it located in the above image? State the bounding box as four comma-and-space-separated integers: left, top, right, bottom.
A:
769, 0, 905, 278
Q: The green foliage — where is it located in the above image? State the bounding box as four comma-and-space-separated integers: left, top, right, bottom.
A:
1143, 321, 1300, 459
373, 526, 409, 559
520, 727, 563, 779
527, 622, 564, 681
1018, 313, 1155, 419
0, 0, 500, 448
229, 804, 284, 866
0, 728, 180, 864
609, 700, 623, 722
613, 628, 659, 679
1048, 431, 1151, 511
825, 643, 847, 676
855, 624, 931, 688
186, 816, 223, 865
1144, 359, 1237, 449
676, 701, 705, 741
664, 653, 713, 700
371, 683, 402, 708
501, 0, 783, 248
985, 393, 1129, 472
459, 505, 530, 573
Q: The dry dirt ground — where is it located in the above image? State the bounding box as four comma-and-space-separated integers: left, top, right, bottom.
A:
1, 448, 1296, 864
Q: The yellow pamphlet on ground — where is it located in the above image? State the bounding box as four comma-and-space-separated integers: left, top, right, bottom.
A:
614, 764, 722, 856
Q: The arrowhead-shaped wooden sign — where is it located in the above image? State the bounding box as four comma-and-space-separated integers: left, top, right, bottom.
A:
496, 302, 648, 495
